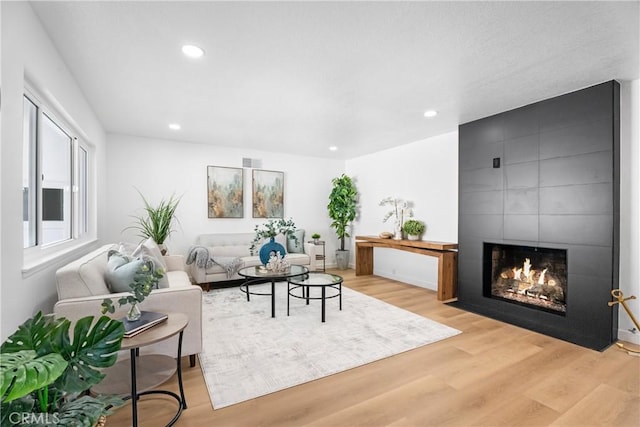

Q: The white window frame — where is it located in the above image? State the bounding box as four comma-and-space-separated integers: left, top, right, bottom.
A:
22, 85, 96, 275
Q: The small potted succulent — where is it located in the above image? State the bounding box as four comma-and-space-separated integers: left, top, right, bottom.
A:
311, 233, 321, 245
402, 219, 426, 240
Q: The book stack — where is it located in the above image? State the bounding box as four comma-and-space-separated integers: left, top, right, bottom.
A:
122, 311, 168, 338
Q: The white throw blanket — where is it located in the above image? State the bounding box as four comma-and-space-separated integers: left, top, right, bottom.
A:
186, 246, 243, 278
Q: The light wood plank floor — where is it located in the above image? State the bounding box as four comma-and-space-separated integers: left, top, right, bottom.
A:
107, 270, 640, 426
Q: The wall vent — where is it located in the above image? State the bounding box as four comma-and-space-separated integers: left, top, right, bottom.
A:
242, 158, 262, 169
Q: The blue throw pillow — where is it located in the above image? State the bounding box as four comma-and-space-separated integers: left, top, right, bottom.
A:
287, 229, 305, 254
105, 250, 149, 293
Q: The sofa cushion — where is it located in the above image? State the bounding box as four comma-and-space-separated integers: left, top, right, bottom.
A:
55, 245, 114, 299
287, 229, 305, 254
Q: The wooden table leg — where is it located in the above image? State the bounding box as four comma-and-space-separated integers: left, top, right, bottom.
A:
355, 244, 374, 276
437, 251, 457, 301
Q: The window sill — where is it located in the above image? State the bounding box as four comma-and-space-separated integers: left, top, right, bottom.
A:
22, 238, 99, 278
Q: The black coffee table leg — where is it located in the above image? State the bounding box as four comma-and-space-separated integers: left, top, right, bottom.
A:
321, 286, 326, 322
271, 280, 275, 318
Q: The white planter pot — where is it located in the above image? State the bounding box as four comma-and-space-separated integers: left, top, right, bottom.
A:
407, 234, 421, 241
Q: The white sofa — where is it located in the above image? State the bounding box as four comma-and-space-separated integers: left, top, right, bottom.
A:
53, 244, 202, 367
189, 232, 318, 289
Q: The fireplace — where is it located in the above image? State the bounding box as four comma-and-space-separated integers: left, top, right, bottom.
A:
484, 243, 567, 315
457, 81, 619, 350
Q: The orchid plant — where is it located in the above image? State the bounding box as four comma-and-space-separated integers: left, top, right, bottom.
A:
379, 197, 414, 227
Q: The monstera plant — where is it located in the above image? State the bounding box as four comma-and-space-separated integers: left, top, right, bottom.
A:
0, 312, 125, 427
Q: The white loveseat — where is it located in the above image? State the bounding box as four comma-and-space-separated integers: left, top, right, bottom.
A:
189, 232, 318, 289
53, 243, 202, 367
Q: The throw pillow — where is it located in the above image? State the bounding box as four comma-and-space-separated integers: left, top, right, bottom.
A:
105, 250, 149, 293
115, 241, 138, 257
287, 229, 305, 254
132, 238, 168, 271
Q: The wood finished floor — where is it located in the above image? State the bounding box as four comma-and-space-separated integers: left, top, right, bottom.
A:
107, 269, 640, 426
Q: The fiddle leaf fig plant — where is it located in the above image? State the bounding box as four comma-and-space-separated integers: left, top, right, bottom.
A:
327, 174, 358, 251
0, 312, 125, 426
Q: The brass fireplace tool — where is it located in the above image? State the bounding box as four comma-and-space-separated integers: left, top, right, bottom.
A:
608, 289, 640, 355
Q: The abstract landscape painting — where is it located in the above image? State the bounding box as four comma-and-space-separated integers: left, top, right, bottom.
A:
252, 169, 284, 218
207, 166, 243, 218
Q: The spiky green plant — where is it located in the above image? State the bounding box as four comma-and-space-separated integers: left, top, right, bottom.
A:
127, 192, 181, 246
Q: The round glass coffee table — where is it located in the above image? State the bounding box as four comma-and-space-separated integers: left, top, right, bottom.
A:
287, 272, 343, 322
238, 264, 308, 318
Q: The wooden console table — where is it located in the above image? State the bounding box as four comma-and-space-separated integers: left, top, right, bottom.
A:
355, 236, 458, 301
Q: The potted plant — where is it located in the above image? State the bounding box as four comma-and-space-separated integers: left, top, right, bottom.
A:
0, 312, 125, 427
327, 174, 358, 269
101, 260, 165, 321
127, 191, 181, 254
379, 197, 413, 240
249, 218, 298, 264
402, 219, 425, 240
311, 233, 321, 245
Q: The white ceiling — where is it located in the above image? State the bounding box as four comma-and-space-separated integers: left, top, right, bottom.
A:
30, 1, 639, 159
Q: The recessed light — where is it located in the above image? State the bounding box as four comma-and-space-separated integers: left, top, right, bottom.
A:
169, 123, 181, 130
181, 44, 204, 58
329, 146, 338, 151
423, 110, 438, 118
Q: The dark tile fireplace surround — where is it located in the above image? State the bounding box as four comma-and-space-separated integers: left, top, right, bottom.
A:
456, 81, 620, 351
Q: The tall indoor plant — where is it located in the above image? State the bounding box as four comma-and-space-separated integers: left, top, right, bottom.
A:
127, 191, 181, 254
327, 174, 358, 269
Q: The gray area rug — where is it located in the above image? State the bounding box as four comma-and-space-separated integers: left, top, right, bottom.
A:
199, 282, 461, 409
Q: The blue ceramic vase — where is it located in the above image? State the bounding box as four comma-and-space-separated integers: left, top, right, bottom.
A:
259, 237, 286, 265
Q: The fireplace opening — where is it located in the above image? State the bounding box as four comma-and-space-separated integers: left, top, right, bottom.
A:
483, 243, 568, 315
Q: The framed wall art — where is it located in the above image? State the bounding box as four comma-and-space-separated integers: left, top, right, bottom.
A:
207, 166, 244, 218
252, 169, 284, 218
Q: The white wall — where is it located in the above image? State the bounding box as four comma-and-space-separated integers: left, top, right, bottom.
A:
0, 2, 107, 339
105, 134, 344, 262
618, 79, 640, 345
346, 131, 459, 290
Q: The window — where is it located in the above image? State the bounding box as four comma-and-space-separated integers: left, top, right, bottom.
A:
22, 90, 92, 256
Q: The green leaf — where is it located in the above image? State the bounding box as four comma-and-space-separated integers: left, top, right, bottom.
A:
55, 395, 116, 427
0, 350, 67, 403
51, 316, 124, 394
1, 397, 36, 426
0, 312, 65, 357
